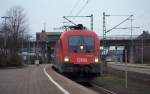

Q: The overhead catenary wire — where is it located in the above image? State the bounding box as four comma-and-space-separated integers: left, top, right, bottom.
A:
64, 0, 91, 29
76, 0, 90, 16
135, 18, 150, 32
106, 15, 133, 33
69, 0, 81, 15
133, 9, 150, 31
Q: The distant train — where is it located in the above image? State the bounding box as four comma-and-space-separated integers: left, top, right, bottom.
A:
52, 24, 101, 80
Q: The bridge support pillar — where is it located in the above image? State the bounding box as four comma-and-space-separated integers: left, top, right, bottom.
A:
124, 46, 135, 63
130, 46, 134, 63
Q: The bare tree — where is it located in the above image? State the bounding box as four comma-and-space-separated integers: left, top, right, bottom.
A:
6, 6, 29, 54
0, 6, 29, 67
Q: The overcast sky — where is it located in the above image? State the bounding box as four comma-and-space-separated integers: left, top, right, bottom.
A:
1, 0, 150, 36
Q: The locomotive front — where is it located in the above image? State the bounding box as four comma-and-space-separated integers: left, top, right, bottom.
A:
60, 30, 101, 77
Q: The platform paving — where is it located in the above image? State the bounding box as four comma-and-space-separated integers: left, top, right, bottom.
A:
0, 64, 99, 94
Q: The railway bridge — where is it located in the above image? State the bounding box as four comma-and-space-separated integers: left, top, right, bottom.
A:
101, 31, 150, 63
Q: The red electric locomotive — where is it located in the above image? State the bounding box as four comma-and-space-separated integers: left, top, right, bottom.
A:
53, 24, 101, 80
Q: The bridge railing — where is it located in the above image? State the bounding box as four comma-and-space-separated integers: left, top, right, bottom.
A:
99, 35, 139, 40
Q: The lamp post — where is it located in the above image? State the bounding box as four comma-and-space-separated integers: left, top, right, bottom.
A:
28, 35, 31, 64
141, 33, 144, 64
125, 49, 128, 88
130, 16, 134, 63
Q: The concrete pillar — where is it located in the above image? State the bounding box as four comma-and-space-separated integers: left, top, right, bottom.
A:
123, 46, 130, 63
129, 46, 134, 63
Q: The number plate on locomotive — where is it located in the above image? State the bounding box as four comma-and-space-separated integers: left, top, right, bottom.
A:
77, 58, 87, 62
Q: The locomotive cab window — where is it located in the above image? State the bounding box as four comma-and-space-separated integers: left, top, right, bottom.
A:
68, 36, 95, 53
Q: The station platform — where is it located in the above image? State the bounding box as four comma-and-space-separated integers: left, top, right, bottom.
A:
107, 62, 150, 75
0, 64, 99, 94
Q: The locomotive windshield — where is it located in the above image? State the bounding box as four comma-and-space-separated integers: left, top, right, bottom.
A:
69, 36, 94, 53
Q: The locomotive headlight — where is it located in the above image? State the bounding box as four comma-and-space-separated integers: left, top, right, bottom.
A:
64, 56, 69, 62
80, 45, 84, 50
94, 57, 99, 63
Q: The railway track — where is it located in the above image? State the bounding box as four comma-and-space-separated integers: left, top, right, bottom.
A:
90, 83, 117, 94
52, 66, 117, 94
